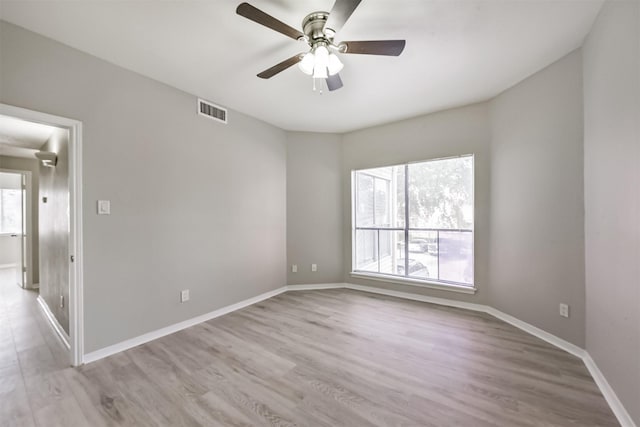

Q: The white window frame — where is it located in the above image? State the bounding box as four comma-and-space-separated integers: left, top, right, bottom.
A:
350, 155, 477, 294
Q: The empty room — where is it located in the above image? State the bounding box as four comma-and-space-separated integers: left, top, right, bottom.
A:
0, 0, 638, 426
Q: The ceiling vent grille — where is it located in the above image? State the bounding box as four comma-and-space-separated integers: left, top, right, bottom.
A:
198, 98, 227, 124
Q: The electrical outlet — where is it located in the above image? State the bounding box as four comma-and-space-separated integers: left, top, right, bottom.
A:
311, 264, 317, 272
291, 264, 297, 273
559, 303, 569, 318
97, 200, 111, 215
180, 289, 190, 303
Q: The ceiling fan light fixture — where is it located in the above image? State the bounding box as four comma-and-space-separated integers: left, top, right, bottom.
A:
298, 52, 314, 75
312, 45, 329, 78
236, 2, 406, 92
327, 53, 343, 76
312, 64, 328, 79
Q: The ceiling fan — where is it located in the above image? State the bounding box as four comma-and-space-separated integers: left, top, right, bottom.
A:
236, 0, 406, 91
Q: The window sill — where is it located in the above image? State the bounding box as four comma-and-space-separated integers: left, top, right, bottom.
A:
349, 272, 477, 295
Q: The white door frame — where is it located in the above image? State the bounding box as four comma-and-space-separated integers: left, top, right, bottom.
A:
0, 103, 84, 366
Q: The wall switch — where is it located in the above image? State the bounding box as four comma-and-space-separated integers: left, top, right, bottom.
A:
59, 295, 64, 309
311, 264, 317, 272
180, 289, 190, 303
97, 200, 111, 215
291, 264, 297, 273
559, 303, 569, 318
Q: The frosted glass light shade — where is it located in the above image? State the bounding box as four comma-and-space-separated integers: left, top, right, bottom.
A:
298, 52, 314, 75
327, 53, 343, 75
313, 45, 329, 78
313, 64, 328, 79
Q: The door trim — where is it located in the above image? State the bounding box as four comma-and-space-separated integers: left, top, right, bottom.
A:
0, 103, 84, 366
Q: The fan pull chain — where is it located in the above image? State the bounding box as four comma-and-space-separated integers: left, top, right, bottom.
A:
311, 78, 324, 94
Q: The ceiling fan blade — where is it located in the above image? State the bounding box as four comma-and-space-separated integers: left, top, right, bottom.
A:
257, 54, 303, 79
340, 40, 406, 56
326, 74, 343, 91
236, 3, 304, 41
324, 0, 363, 34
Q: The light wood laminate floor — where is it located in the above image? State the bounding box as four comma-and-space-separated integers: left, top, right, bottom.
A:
1, 272, 618, 426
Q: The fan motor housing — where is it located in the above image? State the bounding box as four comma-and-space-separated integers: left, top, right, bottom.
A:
302, 11, 334, 45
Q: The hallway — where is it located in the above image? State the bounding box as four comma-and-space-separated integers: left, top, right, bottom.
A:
0, 267, 69, 425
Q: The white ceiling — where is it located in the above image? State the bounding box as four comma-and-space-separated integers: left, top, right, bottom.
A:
0, 115, 57, 159
0, 0, 603, 133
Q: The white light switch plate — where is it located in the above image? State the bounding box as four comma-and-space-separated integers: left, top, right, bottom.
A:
97, 200, 111, 215
311, 264, 317, 272
292, 264, 297, 273
181, 289, 190, 303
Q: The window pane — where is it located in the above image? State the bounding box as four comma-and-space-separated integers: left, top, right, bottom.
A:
355, 166, 405, 229
0, 189, 22, 234
408, 156, 473, 229
438, 231, 473, 284
379, 231, 403, 275
356, 174, 374, 227
407, 231, 438, 280
355, 229, 378, 272
374, 177, 389, 227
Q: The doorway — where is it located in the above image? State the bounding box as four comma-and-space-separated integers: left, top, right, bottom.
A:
0, 170, 32, 289
0, 104, 83, 366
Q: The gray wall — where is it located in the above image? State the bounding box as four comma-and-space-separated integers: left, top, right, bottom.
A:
0, 21, 287, 353
583, 0, 640, 423
489, 50, 585, 347
0, 155, 40, 284
2, 13, 638, 422
341, 103, 492, 304
286, 132, 343, 284
38, 129, 70, 333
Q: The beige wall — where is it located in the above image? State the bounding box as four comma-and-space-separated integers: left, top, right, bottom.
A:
341, 103, 492, 304
0, 155, 40, 284
583, 0, 640, 424
1, 21, 287, 353
38, 129, 70, 333
489, 50, 586, 347
286, 132, 343, 284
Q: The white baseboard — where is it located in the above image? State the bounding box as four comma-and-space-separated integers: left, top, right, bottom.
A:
286, 283, 344, 291
83, 286, 288, 364
583, 353, 636, 427
82, 281, 636, 427
344, 282, 488, 312
37, 295, 70, 350
483, 307, 586, 359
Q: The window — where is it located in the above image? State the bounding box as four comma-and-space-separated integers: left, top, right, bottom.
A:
352, 155, 474, 288
0, 188, 22, 234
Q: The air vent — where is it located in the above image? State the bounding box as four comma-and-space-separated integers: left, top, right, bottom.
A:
198, 98, 227, 124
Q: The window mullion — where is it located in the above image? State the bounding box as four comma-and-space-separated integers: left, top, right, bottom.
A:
437, 229, 440, 281
377, 229, 380, 273
404, 164, 409, 277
